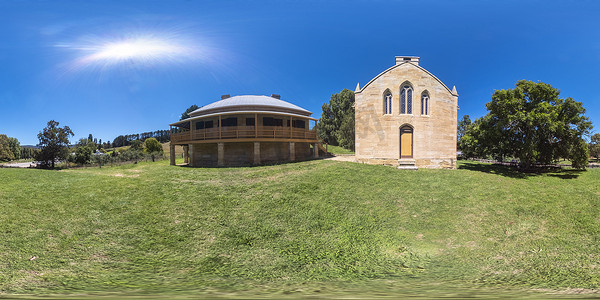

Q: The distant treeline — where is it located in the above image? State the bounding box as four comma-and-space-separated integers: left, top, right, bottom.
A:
111, 130, 170, 148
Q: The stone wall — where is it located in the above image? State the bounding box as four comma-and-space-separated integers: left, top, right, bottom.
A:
189, 141, 313, 167
355, 60, 458, 169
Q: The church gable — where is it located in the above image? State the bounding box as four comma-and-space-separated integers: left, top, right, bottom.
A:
354, 56, 458, 169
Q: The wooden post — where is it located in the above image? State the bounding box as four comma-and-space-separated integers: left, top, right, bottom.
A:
289, 142, 295, 161
218, 115, 222, 139
183, 145, 189, 164
170, 144, 176, 165
289, 116, 292, 138
253, 142, 260, 165
217, 142, 224, 166
189, 121, 192, 141
255, 113, 258, 138
189, 144, 194, 166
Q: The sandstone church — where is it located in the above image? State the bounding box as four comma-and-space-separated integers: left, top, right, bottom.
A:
354, 56, 458, 169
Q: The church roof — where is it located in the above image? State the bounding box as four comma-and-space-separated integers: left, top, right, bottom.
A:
355, 58, 458, 97
189, 95, 312, 117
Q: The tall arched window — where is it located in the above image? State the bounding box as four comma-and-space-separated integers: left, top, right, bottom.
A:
400, 85, 413, 114
421, 92, 429, 115
384, 91, 392, 114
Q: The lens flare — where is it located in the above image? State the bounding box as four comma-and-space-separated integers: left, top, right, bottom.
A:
56, 30, 214, 75
81, 37, 191, 64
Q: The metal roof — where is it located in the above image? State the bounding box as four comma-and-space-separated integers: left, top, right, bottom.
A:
189, 95, 312, 116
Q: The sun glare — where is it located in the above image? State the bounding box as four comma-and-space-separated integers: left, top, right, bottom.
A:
92, 38, 186, 61
57, 31, 212, 74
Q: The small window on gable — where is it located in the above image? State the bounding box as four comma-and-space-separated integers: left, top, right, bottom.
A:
383, 91, 392, 115
421, 92, 429, 116
400, 85, 413, 114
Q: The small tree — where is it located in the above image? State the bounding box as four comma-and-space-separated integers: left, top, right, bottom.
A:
130, 139, 143, 151
457, 115, 471, 151
317, 89, 355, 150
73, 138, 96, 165
590, 133, 600, 161
180, 105, 200, 120
36, 120, 74, 168
144, 137, 163, 162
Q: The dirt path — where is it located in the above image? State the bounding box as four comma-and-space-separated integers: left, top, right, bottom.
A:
0, 161, 36, 168
324, 155, 356, 162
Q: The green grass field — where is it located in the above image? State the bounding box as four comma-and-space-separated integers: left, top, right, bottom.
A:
1, 160, 599, 298
323, 144, 354, 155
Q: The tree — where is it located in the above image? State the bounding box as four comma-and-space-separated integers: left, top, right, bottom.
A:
457, 115, 471, 151
180, 105, 200, 120
0, 134, 15, 162
35, 120, 74, 168
590, 133, 600, 160
73, 138, 96, 165
130, 139, 143, 151
462, 80, 592, 169
144, 137, 163, 162
316, 89, 355, 150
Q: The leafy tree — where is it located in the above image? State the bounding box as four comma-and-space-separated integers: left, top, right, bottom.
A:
317, 89, 355, 150
590, 133, 600, 160
88, 134, 93, 143
144, 137, 163, 162
35, 120, 74, 168
457, 115, 471, 151
74, 145, 93, 165
130, 139, 143, 151
73, 138, 96, 165
0, 134, 15, 162
180, 104, 200, 120
462, 80, 592, 169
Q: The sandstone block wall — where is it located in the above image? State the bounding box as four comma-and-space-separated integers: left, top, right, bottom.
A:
189, 141, 313, 167
355, 60, 458, 169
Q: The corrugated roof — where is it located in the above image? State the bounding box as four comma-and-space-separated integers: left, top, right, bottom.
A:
190, 95, 312, 116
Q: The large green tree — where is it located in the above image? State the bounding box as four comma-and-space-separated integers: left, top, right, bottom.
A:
462, 80, 592, 169
180, 105, 200, 121
0, 134, 15, 162
35, 120, 74, 168
317, 89, 355, 150
457, 115, 472, 151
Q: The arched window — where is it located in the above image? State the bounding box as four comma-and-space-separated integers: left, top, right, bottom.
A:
421, 92, 429, 115
384, 91, 392, 114
400, 85, 413, 114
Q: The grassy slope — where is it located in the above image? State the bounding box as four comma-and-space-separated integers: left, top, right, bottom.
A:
323, 144, 354, 155
0, 160, 599, 297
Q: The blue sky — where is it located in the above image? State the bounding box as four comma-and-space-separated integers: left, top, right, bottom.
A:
1, 0, 599, 145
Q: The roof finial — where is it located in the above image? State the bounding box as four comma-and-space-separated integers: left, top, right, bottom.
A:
451, 86, 458, 96
355, 82, 361, 92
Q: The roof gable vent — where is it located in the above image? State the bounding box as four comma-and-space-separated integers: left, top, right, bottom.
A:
221, 94, 231, 100
271, 94, 281, 99
395, 56, 420, 66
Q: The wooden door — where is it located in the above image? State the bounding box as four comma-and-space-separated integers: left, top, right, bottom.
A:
400, 126, 413, 158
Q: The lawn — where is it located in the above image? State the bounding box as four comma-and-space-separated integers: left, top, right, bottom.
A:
323, 144, 354, 155
0, 159, 599, 298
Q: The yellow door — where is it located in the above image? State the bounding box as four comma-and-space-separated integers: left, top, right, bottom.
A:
400, 127, 413, 158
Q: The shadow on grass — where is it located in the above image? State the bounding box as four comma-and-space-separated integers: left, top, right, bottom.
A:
458, 162, 584, 179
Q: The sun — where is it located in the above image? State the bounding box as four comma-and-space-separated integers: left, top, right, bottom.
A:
91, 38, 186, 62
58, 31, 211, 73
